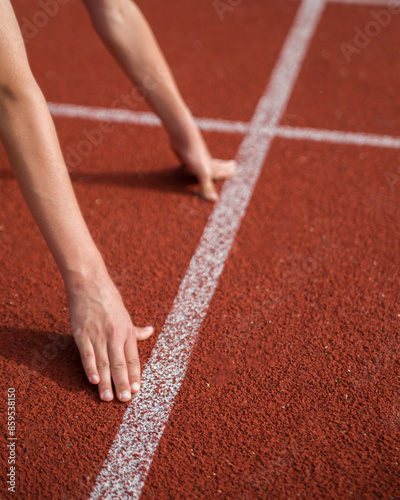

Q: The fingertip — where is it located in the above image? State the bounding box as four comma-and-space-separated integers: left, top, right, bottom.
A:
202, 192, 218, 203
119, 390, 132, 402
136, 325, 155, 341
101, 390, 113, 401
89, 374, 99, 384
200, 184, 218, 202
131, 382, 141, 393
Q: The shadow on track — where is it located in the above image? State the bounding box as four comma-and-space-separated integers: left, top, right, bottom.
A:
70, 164, 200, 196
0, 163, 205, 197
0, 326, 101, 401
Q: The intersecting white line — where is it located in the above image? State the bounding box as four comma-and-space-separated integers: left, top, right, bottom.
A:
288, 0, 398, 5
49, 102, 400, 150
274, 125, 400, 148
327, 0, 399, 5
88, 0, 327, 499
48, 103, 250, 135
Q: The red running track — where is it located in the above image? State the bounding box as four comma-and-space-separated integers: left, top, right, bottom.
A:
1, 0, 400, 498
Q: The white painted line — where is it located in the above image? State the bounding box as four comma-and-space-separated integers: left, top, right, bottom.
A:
88, 1, 326, 499
274, 125, 400, 149
48, 102, 162, 126
49, 105, 400, 150
327, 0, 398, 5
195, 116, 248, 134
287, 0, 398, 5
48, 102, 249, 135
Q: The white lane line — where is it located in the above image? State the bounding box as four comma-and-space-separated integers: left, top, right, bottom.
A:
327, 0, 398, 5
88, 1, 325, 499
48, 102, 249, 135
288, 0, 397, 5
274, 125, 400, 149
49, 103, 400, 150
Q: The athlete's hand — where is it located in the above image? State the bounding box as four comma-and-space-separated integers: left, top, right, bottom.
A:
66, 272, 154, 402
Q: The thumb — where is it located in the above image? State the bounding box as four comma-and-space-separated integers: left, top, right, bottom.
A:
135, 325, 155, 341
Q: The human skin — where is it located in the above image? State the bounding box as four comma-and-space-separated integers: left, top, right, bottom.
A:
81, 0, 237, 201
0, 0, 237, 402
0, 0, 154, 403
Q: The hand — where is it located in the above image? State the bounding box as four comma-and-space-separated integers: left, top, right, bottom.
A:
66, 271, 154, 402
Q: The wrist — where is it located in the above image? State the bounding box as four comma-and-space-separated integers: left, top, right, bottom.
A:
61, 255, 110, 295
168, 106, 200, 148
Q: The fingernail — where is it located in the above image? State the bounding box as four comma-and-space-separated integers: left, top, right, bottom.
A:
103, 390, 113, 401
89, 375, 99, 384
144, 326, 153, 332
120, 390, 131, 401
131, 382, 140, 393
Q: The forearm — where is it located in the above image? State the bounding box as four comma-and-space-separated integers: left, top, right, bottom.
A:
83, 0, 196, 143
0, 0, 155, 402
0, 84, 107, 288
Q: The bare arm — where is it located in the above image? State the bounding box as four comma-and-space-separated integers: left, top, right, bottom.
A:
0, 0, 153, 401
82, 0, 236, 202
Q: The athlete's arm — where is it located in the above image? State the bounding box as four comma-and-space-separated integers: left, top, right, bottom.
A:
0, 0, 153, 402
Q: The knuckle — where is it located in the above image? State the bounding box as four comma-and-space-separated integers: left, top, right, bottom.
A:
96, 360, 110, 370
127, 357, 140, 368
94, 333, 107, 348
80, 351, 93, 362
111, 360, 126, 370
72, 328, 87, 343
107, 324, 119, 340
72, 326, 82, 337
